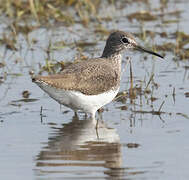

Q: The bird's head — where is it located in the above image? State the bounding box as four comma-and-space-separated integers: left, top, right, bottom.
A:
102, 30, 163, 59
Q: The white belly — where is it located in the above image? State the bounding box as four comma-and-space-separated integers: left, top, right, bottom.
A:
36, 81, 119, 114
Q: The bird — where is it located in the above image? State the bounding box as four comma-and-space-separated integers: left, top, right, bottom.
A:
32, 30, 163, 119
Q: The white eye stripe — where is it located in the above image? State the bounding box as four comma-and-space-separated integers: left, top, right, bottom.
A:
121, 37, 136, 45
128, 38, 136, 45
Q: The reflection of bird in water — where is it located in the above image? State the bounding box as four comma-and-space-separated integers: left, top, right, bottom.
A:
35, 115, 123, 179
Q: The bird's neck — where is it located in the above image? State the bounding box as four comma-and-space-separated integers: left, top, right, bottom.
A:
101, 49, 122, 67
101, 43, 123, 64
101, 44, 121, 58
101, 50, 122, 84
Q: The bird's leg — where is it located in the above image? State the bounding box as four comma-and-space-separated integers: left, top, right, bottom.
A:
84, 112, 88, 119
73, 111, 79, 120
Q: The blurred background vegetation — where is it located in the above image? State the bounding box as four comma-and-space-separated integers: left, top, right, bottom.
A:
0, 0, 115, 26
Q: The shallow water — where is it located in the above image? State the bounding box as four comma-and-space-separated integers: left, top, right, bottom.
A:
1, 0, 189, 180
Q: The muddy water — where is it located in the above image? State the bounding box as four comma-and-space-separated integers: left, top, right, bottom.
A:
0, 1, 189, 180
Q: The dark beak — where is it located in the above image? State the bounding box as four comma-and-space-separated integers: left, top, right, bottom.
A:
135, 45, 164, 59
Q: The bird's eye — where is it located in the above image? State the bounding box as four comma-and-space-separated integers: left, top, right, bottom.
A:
122, 37, 129, 44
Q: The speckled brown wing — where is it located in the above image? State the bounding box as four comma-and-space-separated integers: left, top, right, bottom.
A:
33, 58, 120, 95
